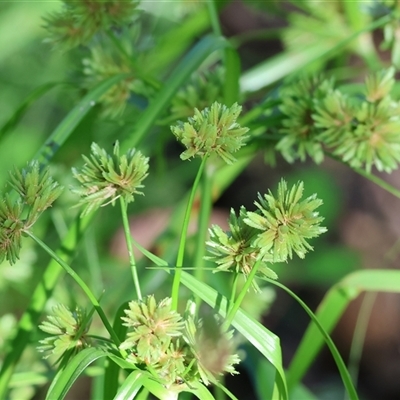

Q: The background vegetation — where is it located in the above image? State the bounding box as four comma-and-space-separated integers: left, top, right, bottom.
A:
1, 1, 400, 399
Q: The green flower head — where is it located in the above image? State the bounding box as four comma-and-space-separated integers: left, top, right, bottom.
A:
171, 102, 249, 164
277, 75, 334, 164
43, 0, 140, 50
0, 161, 63, 265
38, 304, 91, 359
244, 179, 327, 263
170, 66, 225, 121
206, 207, 278, 289
120, 296, 184, 366
183, 314, 240, 386
72, 141, 149, 216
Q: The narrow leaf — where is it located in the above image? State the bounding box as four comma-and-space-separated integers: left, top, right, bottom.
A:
287, 269, 400, 393
46, 348, 107, 400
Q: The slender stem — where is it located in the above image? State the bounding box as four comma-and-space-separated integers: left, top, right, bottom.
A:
345, 292, 377, 400
207, 0, 222, 37
229, 273, 239, 309
171, 156, 208, 311
119, 197, 142, 300
193, 164, 214, 305
25, 230, 123, 350
222, 260, 262, 331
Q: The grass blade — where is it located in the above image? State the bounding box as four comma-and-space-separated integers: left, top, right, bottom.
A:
113, 370, 145, 400
265, 279, 358, 400
103, 302, 129, 399
46, 348, 107, 400
287, 269, 400, 392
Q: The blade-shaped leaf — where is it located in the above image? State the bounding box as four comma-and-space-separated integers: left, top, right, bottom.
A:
46, 348, 108, 400
113, 370, 145, 400
287, 269, 400, 392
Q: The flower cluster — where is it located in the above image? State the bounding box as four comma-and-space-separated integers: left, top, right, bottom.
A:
170, 67, 225, 121
276, 75, 334, 163
82, 46, 153, 119
43, 0, 140, 50
38, 304, 91, 359
119, 295, 239, 388
0, 161, 63, 264
207, 179, 326, 285
171, 102, 249, 164
206, 207, 277, 291
72, 141, 149, 216
276, 68, 400, 172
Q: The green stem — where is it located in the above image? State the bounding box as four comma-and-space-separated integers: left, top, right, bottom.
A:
171, 156, 208, 311
222, 259, 262, 331
346, 292, 377, 400
119, 197, 142, 300
207, 0, 222, 37
193, 164, 214, 302
25, 231, 123, 349
229, 272, 239, 310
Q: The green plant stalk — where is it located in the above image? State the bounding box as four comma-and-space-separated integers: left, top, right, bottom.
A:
267, 278, 358, 400
222, 260, 262, 331
119, 197, 142, 300
25, 230, 123, 350
346, 292, 377, 400
229, 272, 239, 311
193, 164, 214, 290
171, 156, 208, 311
207, 0, 222, 37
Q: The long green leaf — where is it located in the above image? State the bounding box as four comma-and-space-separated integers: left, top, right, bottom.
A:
104, 302, 130, 399
184, 380, 215, 400
113, 370, 145, 400
46, 348, 108, 400
265, 279, 358, 400
287, 269, 400, 392
240, 14, 391, 92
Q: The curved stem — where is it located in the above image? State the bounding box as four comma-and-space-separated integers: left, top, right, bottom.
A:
171, 156, 208, 311
119, 197, 142, 300
25, 230, 123, 351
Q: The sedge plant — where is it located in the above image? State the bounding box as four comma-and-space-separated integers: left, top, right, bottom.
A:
2, 1, 400, 400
